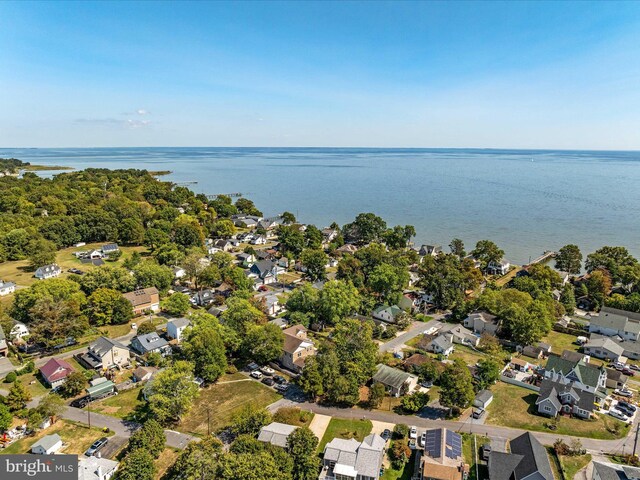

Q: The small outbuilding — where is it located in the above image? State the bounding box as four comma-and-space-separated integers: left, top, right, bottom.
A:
31, 433, 63, 455
473, 390, 494, 410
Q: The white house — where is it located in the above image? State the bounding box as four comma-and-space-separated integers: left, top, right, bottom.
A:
10, 322, 29, 340
34, 264, 62, 280
428, 335, 455, 357
463, 312, 500, 335
372, 305, 403, 324
0, 280, 16, 296
31, 434, 63, 455
486, 259, 510, 276
172, 266, 186, 279
166, 318, 191, 342
79, 456, 119, 480
251, 235, 267, 245
588, 307, 640, 341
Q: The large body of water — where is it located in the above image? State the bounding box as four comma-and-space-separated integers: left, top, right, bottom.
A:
1, 147, 639, 265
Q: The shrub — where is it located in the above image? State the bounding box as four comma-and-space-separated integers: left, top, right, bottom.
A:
4, 372, 17, 383
393, 423, 409, 439
273, 407, 314, 426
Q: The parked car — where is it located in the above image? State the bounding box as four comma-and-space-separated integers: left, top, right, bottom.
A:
262, 377, 275, 386
85, 437, 108, 456
615, 389, 633, 397
273, 375, 287, 384
250, 370, 263, 379
258, 285, 268, 292
71, 396, 91, 408
482, 444, 492, 461
623, 368, 635, 377
614, 362, 626, 371
274, 383, 289, 393
260, 366, 275, 376
68, 268, 85, 275
247, 362, 260, 371
609, 409, 630, 422
472, 408, 486, 419
381, 429, 392, 442
419, 432, 426, 448
409, 439, 417, 449
619, 401, 637, 412
409, 426, 417, 439
420, 381, 433, 388
630, 364, 640, 372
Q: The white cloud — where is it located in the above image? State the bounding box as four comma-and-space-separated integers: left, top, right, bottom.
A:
127, 119, 151, 128
136, 109, 150, 115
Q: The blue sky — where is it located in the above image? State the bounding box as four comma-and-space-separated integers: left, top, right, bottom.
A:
1, 1, 640, 148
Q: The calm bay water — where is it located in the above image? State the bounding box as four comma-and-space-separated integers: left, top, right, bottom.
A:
1, 147, 639, 265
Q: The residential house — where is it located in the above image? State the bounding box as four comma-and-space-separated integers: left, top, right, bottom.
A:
561, 350, 591, 363
403, 353, 430, 373
232, 214, 262, 228
0, 325, 7, 357
535, 378, 595, 419
486, 259, 510, 276
34, 264, 62, 280
262, 294, 283, 317
237, 252, 256, 267
321, 228, 339, 247
172, 266, 186, 279
336, 244, 358, 255
438, 324, 480, 347
0, 280, 16, 296
123, 287, 160, 315
101, 243, 119, 255
167, 318, 191, 342
543, 355, 606, 393
78, 456, 119, 480
371, 364, 418, 397
9, 321, 29, 340
257, 422, 298, 448
249, 260, 283, 286
191, 289, 216, 307
280, 324, 315, 373
588, 307, 640, 341
320, 434, 386, 480
31, 434, 63, 455
208, 304, 228, 317
419, 429, 467, 480
463, 312, 500, 335
521, 342, 552, 360
131, 333, 172, 357
418, 245, 442, 258
132, 366, 158, 383
40, 358, 74, 388
77, 336, 130, 370
605, 368, 629, 390
428, 335, 455, 357
582, 335, 626, 363
592, 462, 640, 480
488, 432, 553, 480
473, 390, 494, 410
372, 305, 403, 324
251, 235, 268, 245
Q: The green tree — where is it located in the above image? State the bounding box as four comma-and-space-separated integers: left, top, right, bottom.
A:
235, 198, 263, 217
0, 403, 12, 432
586, 246, 637, 282
419, 254, 481, 309
128, 419, 166, 458
368, 382, 386, 408
316, 280, 360, 325
170, 436, 223, 480
147, 361, 200, 424
220, 297, 266, 333
560, 284, 576, 314
555, 244, 582, 275
475, 357, 501, 390
449, 238, 466, 258
60, 371, 87, 398
183, 317, 227, 383
304, 225, 323, 249
286, 283, 319, 314
287, 427, 320, 480
116, 448, 156, 480
231, 404, 272, 436
367, 263, 408, 303
27, 238, 57, 270
383, 225, 416, 250
211, 219, 236, 238
586, 269, 612, 308
161, 293, 191, 316
173, 216, 205, 249
144, 228, 170, 250
400, 391, 430, 413
277, 225, 306, 256
7, 380, 31, 411
281, 211, 296, 224
88, 287, 134, 326
342, 213, 387, 244
300, 249, 328, 281
471, 240, 504, 269
133, 261, 174, 292
439, 359, 475, 410
296, 356, 324, 399
217, 451, 292, 480
242, 323, 284, 365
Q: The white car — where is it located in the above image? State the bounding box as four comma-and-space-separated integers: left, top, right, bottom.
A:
615, 389, 634, 398
409, 426, 418, 439
419, 432, 426, 447
250, 370, 263, 379
609, 409, 630, 422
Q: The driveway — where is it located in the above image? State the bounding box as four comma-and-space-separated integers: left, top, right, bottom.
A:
308, 413, 332, 440
0, 356, 15, 377
378, 316, 444, 353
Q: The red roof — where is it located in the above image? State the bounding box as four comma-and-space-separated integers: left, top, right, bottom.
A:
40, 358, 74, 383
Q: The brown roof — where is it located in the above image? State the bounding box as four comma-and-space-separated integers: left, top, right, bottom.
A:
404, 353, 429, 368
422, 463, 464, 480
283, 324, 309, 355
123, 287, 159, 307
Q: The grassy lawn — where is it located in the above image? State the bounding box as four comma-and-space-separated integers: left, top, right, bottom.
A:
382, 449, 415, 480
548, 448, 564, 480
178, 375, 281, 436
90, 386, 146, 420
542, 331, 581, 356
487, 382, 629, 440
318, 418, 373, 452
273, 407, 315, 427
558, 454, 592, 480
451, 345, 486, 366
1, 420, 113, 455
0, 372, 50, 397
495, 267, 523, 287
463, 434, 490, 480
155, 447, 180, 480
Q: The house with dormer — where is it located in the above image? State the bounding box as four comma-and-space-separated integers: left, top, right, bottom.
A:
535, 378, 596, 419
543, 355, 607, 394
589, 306, 640, 341
280, 324, 315, 372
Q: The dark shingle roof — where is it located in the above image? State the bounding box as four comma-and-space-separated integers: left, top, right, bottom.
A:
510, 432, 554, 480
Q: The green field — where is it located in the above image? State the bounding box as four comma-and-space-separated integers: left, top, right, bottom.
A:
487, 382, 629, 440
90, 386, 146, 420
178, 374, 281, 436
317, 418, 373, 452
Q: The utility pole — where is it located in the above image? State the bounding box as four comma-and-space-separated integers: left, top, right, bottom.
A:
632, 422, 640, 457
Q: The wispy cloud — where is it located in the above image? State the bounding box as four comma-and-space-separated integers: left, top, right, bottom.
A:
127, 119, 151, 128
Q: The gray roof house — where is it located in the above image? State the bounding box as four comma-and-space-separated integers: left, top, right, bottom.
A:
257, 422, 298, 448
130, 333, 172, 357
592, 461, 640, 480
438, 324, 480, 347
428, 335, 454, 357
418, 245, 442, 257
588, 307, 640, 341
77, 336, 130, 370
488, 432, 553, 480
543, 355, 606, 393
371, 364, 418, 397
34, 264, 62, 280
320, 434, 386, 480
535, 378, 596, 419
31, 434, 63, 455
582, 335, 626, 362
167, 318, 191, 342
473, 390, 494, 409
78, 456, 120, 480
463, 312, 499, 335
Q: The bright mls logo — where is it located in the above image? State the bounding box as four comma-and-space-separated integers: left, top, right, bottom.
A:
1, 455, 76, 480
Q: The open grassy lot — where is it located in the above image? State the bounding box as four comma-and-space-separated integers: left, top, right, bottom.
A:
318, 418, 373, 452
90, 386, 146, 420
382, 449, 415, 480
558, 454, 592, 480
273, 407, 315, 427
1, 420, 113, 455
451, 345, 486, 366
542, 331, 581, 356
487, 382, 629, 440
0, 372, 49, 397
154, 447, 181, 480
463, 434, 490, 480
178, 374, 281, 436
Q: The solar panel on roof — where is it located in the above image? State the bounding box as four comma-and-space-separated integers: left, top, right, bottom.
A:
425, 429, 442, 458
445, 430, 462, 457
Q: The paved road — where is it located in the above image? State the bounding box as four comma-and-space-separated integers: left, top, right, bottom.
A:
272, 399, 634, 455
60, 406, 198, 449
378, 316, 444, 353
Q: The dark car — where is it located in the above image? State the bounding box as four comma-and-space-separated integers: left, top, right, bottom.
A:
619, 401, 637, 412
381, 429, 392, 441
71, 396, 91, 408
274, 383, 289, 393
482, 444, 492, 461
262, 377, 275, 386
68, 268, 85, 275
623, 369, 635, 377
85, 437, 108, 456
273, 375, 287, 384
246, 362, 260, 372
